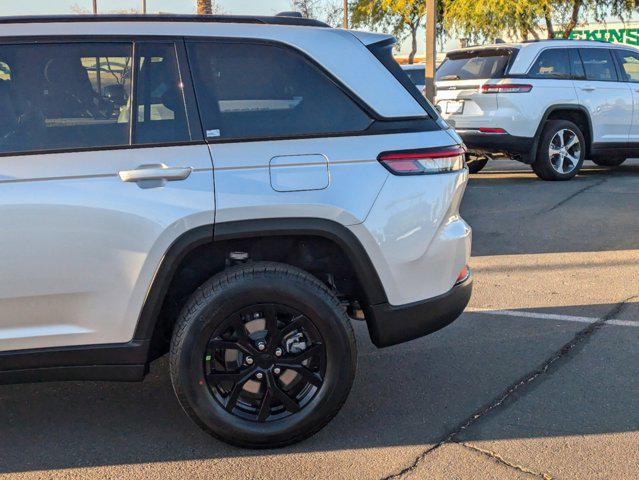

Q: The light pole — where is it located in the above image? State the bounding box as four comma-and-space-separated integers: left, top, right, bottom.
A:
424, 0, 436, 101
343, 0, 348, 29
142, 0, 147, 14
92, 0, 98, 14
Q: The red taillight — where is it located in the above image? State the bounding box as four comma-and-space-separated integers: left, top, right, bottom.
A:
481, 84, 533, 94
478, 127, 507, 134
456, 266, 470, 283
378, 145, 466, 175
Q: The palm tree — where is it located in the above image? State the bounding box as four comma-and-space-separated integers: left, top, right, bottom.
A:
197, 0, 212, 15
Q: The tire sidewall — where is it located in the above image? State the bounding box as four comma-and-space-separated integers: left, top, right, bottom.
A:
535, 120, 586, 180
172, 268, 355, 447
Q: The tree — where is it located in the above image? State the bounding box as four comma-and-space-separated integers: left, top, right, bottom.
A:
350, 0, 443, 63
443, 0, 639, 43
291, 0, 345, 27
197, 0, 224, 15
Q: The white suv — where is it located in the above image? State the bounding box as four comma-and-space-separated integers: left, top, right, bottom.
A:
0, 14, 472, 447
436, 40, 639, 180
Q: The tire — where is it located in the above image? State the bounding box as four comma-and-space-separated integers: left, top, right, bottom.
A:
170, 261, 357, 448
532, 120, 586, 181
466, 154, 489, 174
592, 157, 626, 167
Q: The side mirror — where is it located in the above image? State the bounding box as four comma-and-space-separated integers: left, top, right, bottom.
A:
435, 104, 442, 114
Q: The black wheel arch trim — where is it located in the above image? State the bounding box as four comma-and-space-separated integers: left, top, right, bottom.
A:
0, 218, 387, 384
212, 218, 388, 307
533, 104, 594, 157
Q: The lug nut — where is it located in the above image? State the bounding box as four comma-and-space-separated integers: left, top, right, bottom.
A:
273, 367, 281, 375
255, 372, 264, 380
245, 356, 254, 365
275, 348, 283, 357
257, 342, 266, 351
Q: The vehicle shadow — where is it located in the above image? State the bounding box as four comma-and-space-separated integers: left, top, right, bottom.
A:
0, 302, 637, 474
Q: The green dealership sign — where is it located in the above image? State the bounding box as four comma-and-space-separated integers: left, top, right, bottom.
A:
564, 28, 639, 45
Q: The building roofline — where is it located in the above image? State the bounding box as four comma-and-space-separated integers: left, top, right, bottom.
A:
0, 13, 329, 28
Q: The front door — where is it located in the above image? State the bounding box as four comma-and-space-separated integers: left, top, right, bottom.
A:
612, 48, 639, 145
574, 48, 633, 146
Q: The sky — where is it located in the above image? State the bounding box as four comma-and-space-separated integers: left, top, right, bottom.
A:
0, 0, 428, 54
1, 1, 638, 56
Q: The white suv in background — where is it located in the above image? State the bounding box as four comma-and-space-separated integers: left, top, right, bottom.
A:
0, 14, 472, 448
436, 40, 639, 180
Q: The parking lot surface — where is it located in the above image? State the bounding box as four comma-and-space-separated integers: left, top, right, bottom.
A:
1, 159, 638, 480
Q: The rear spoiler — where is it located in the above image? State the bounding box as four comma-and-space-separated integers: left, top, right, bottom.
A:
349, 31, 395, 47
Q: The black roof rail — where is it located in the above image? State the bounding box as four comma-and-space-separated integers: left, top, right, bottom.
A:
0, 13, 329, 28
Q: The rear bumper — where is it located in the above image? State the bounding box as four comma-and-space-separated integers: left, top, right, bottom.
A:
458, 130, 535, 160
365, 274, 473, 348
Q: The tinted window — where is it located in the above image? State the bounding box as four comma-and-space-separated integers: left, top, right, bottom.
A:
614, 49, 639, 82
436, 49, 512, 81
404, 67, 426, 86
0, 42, 132, 154
529, 49, 570, 78
579, 48, 618, 81
134, 43, 191, 144
569, 49, 586, 79
187, 42, 371, 140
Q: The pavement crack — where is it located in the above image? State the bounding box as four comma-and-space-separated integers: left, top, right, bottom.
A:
381, 296, 636, 480
542, 178, 606, 214
456, 441, 553, 479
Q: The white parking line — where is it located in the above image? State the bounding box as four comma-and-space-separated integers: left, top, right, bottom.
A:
468, 308, 639, 328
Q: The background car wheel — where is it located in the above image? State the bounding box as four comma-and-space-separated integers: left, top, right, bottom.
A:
466, 154, 489, 174
532, 120, 585, 181
170, 262, 357, 448
592, 157, 626, 167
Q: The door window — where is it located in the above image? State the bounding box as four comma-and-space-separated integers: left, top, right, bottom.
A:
0, 42, 133, 154
528, 49, 571, 79
187, 41, 372, 141
134, 43, 193, 144
614, 49, 639, 82
578, 48, 618, 82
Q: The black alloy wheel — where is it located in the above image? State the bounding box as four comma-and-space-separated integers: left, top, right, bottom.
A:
204, 304, 326, 423
170, 262, 357, 448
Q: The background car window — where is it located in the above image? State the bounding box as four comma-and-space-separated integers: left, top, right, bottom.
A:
134, 43, 192, 144
405, 67, 426, 86
529, 49, 571, 78
579, 48, 618, 81
569, 49, 586, 79
436, 49, 512, 81
614, 50, 639, 82
187, 41, 372, 140
0, 42, 132, 155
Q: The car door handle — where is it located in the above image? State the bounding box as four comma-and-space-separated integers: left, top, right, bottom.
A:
118, 164, 192, 183
580, 87, 596, 92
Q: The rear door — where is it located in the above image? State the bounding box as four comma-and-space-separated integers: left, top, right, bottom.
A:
574, 47, 632, 145
0, 39, 213, 352
435, 48, 514, 119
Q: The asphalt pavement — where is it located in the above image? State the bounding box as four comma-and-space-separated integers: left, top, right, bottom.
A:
1, 159, 638, 479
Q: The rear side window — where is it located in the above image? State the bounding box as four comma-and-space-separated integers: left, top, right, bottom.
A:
187, 41, 372, 141
134, 43, 191, 144
436, 49, 512, 81
0, 42, 133, 154
529, 49, 570, 79
613, 49, 639, 82
579, 48, 618, 82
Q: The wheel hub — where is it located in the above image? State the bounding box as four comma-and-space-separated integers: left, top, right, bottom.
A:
203, 304, 327, 423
